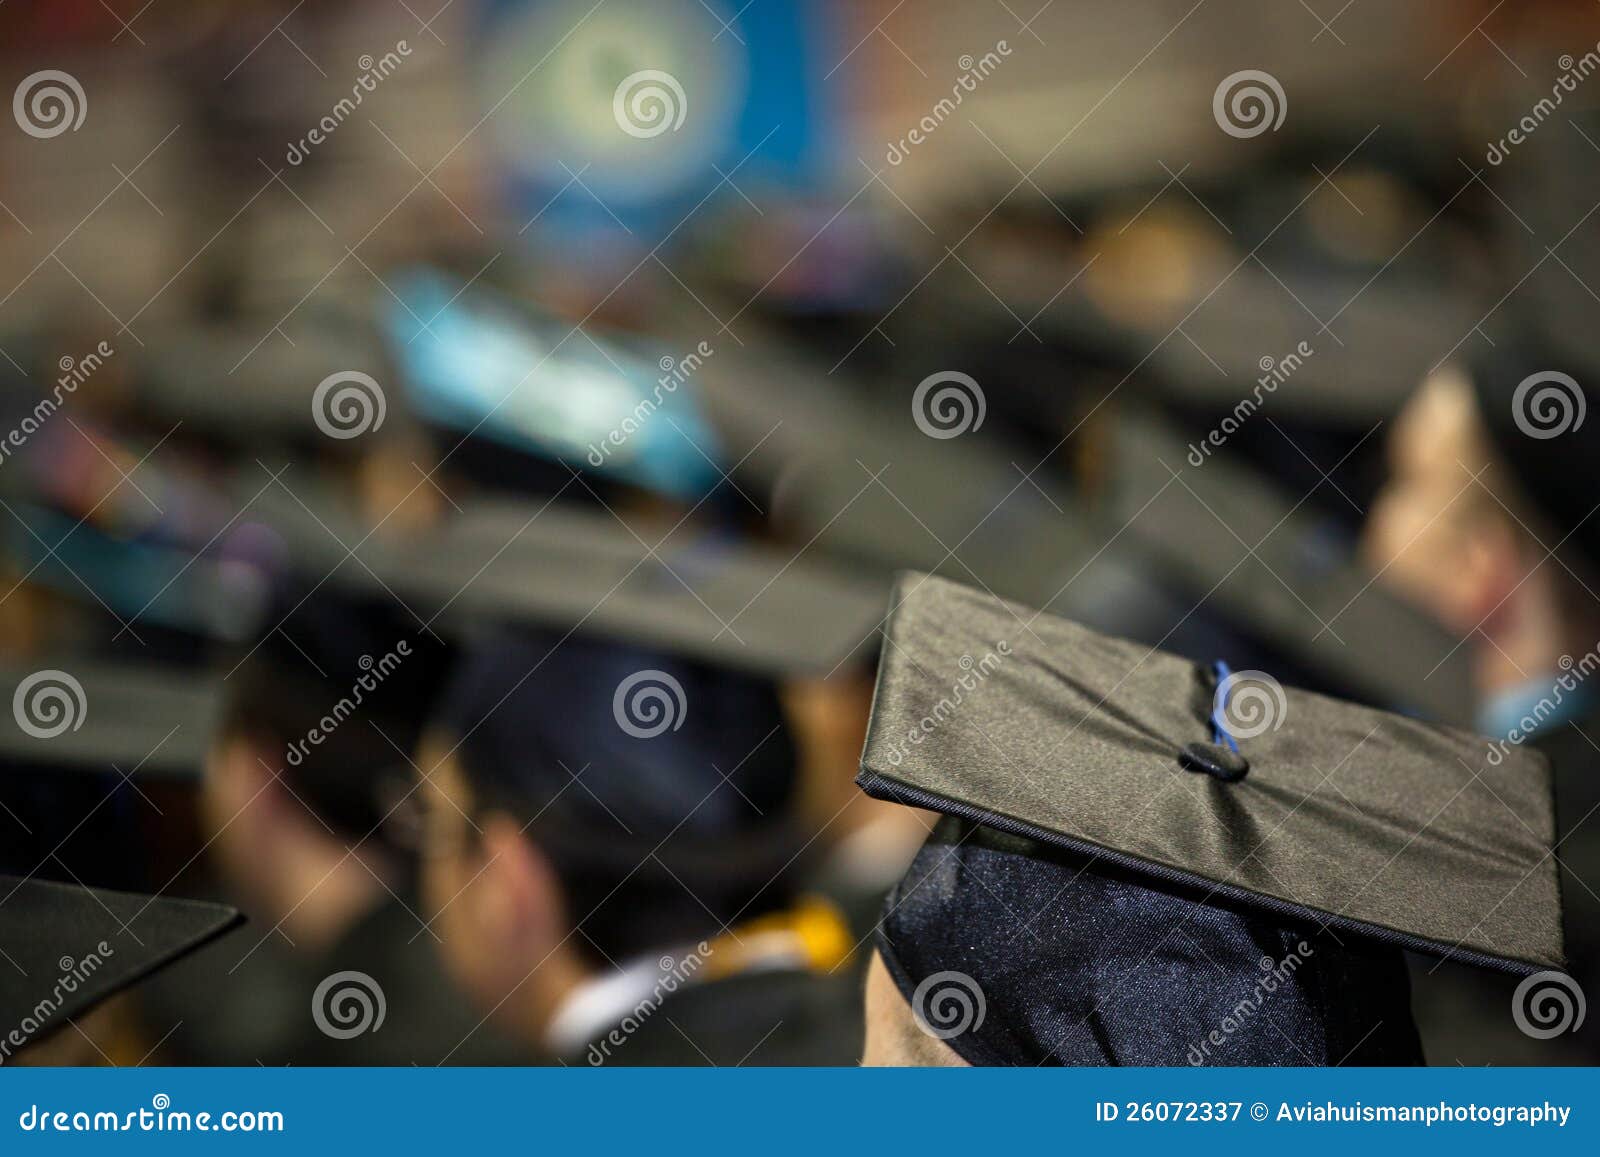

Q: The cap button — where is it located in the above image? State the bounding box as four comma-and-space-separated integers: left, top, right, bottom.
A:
1179, 741, 1249, 783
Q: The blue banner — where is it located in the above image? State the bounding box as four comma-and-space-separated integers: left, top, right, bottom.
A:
1, 1067, 1596, 1152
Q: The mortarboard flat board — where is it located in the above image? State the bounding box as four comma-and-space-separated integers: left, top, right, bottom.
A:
690, 319, 1099, 603
0, 875, 241, 1055
0, 660, 221, 782
1104, 407, 1476, 725
858, 572, 1563, 977
239, 475, 884, 677
135, 313, 386, 449
1137, 274, 1479, 425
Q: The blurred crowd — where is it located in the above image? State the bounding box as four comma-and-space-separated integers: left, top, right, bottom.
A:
2, 0, 1600, 1066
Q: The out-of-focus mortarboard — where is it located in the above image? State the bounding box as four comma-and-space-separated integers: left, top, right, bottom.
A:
0, 875, 240, 1055
692, 323, 1097, 601
1106, 408, 1476, 724
244, 477, 884, 677
858, 573, 1563, 1065
0, 659, 221, 781
136, 314, 388, 450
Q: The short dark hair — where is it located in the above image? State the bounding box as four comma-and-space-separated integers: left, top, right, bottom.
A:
439, 628, 807, 965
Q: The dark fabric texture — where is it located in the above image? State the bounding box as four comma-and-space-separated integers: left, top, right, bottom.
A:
878, 820, 1423, 1066
1536, 714, 1600, 1061
438, 627, 807, 961
144, 892, 536, 1066
573, 968, 864, 1067
859, 573, 1563, 974
0, 875, 241, 1052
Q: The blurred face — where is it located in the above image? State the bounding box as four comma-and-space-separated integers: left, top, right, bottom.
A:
1362, 368, 1515, 633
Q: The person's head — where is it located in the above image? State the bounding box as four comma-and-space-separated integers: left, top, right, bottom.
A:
205, 584, 447, 947
1364, 356, 1600, 698
417, 628, 805, 1042
863, 819, 1422, 1066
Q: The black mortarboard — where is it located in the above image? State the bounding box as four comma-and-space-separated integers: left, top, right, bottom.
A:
0, 875, 241, 1056
0, 659, 221, 781
1106, 408, 1476, 725
858, 573, 1564, 1065
245, 476, 884, 677
692, 325, 1096, 601
136, 313, 388, 450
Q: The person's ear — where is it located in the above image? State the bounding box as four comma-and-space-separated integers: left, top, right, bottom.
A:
473, 814, 566, 958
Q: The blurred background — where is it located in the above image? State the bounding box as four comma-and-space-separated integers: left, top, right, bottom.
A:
2, 0, 1599, 1066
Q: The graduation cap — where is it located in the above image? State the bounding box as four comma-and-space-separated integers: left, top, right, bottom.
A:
241, 472, 885, 677
858, 573, 1563, 1065
0, 502, 270, 646
376, 265, 726, 503
0, 874, 240, 1057
689, 320, 1098, 602
135, 312, 388, 450
0, 659, 221, 781
1104, 407, 1476, 724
